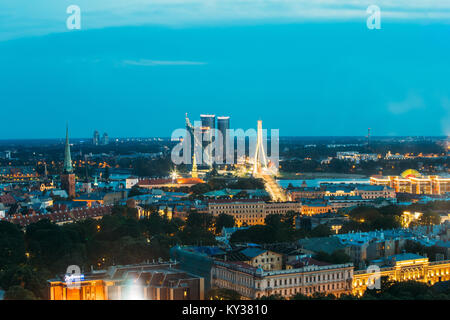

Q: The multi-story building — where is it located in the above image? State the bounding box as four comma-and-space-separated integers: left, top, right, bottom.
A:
289, 187, 324, 201
73, 190, 128, 207
301, 202, 332, 215
101, 132, 109, 145
290, 184, 396, 202
354, 185, 396, 200
212, 260, 354, 299
352, 253, 450, 296
336, 151, 378, 163
370, 172, 450, 195
217, 116, 230, 164
0, 166, 38, 181
200, 114, 216, 166
2, 204, 113, 226
325, 196, 372, 211
93, 130, 100, 146
48, 262, 205, 300
0, 151, 11, 159
207, 199, 302, 227
216, 247, 284, 271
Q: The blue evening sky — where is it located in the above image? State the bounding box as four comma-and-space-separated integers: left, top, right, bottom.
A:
0, 1, 449, 138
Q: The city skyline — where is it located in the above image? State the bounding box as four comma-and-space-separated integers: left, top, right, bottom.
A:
1, 0, 450, 305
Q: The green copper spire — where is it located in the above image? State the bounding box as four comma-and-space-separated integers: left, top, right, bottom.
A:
63, 123, 73, 173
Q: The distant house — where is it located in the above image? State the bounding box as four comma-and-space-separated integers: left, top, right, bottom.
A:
73, 190, 127, 207
215, 247, 283, 271
138, 178, 204, 189
50, 189, 69, 199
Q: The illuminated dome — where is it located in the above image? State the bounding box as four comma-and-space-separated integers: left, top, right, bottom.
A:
400, 169, 421, 179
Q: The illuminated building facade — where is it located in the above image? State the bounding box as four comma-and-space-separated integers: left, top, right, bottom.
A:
137, 177, 204, 189
72, 191, 127, 207
0, 166, 39, 182
60, 125, 76, 198
290, 187, 325, 201
217, 248, 284, 271
352, 254, 450, 296
290, 184, 395, 201
3, 204, 112, 226
212, 260, 353, 299
301, 203, 332, 216
48, 262, 205, 300
207, 199, 302, 227
371, 174, 450, 195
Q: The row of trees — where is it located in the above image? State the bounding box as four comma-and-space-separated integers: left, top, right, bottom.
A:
280, 157, 447, 176
340, 203, 444, 234
230, 212, 332, 244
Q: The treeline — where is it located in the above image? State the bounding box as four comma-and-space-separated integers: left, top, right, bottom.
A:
0, 206, 227, 300
152, 177, 267, 199
280, 158, 447, 176
280, 140, 446, 160
230, 212, 333, 244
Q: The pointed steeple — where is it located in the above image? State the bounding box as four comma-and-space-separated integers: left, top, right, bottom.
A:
192, 153, 198, 178
63, 123, 74, 174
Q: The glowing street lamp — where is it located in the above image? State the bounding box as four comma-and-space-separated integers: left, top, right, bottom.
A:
171, 169, 178, 182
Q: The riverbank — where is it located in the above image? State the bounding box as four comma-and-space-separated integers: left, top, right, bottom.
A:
277, 172, 369, 180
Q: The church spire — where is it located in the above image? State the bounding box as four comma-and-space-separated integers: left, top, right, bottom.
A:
63, 123, 73, 174
192, 153, 198, 178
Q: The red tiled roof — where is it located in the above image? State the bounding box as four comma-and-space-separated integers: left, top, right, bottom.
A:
2, 205, 113, 227
0, 193, 16, 205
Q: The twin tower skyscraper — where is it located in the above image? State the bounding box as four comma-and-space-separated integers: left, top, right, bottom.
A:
185, 114, 230, 167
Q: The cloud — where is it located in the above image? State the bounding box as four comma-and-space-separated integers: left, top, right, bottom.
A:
1, 0, 450, 41
123, 59, 207, 66
387, 93, 425, 115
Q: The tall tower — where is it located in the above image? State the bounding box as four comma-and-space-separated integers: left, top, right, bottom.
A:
93, 130, 100, 146
253, 120, 268, 175
200, 114, 216, 167
217, 116, 230, 165
101, 132, 109, 145
191, 153, 198, 178
63, 125, 73, 174
61, 124, 76, 198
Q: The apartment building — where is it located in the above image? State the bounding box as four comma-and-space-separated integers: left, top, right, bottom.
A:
212, 260, 353, 299
207, 199, 302, 227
